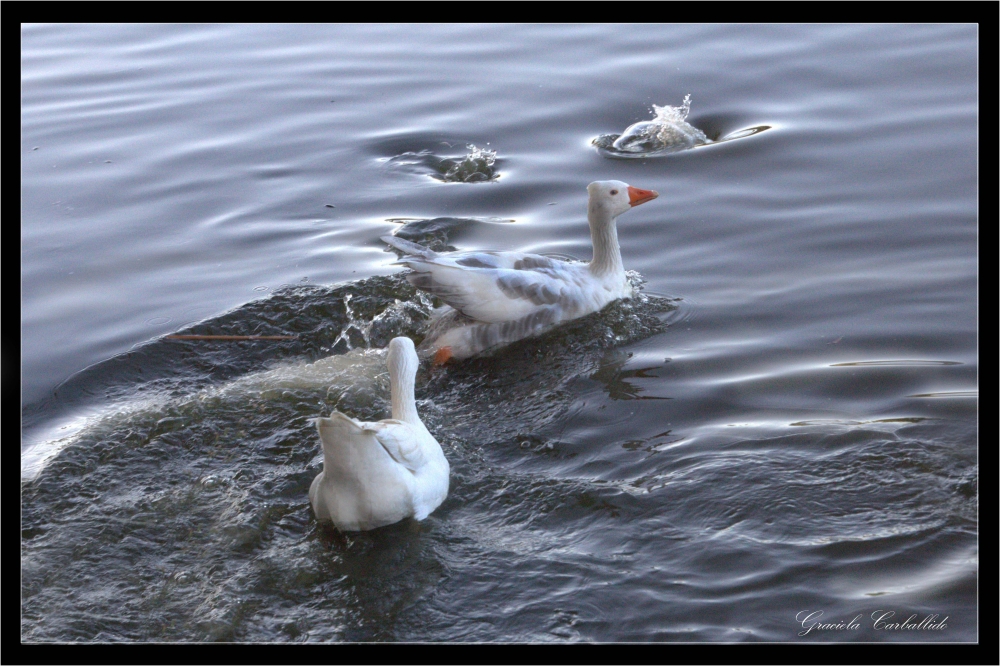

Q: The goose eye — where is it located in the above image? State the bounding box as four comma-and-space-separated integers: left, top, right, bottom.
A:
610, 189, 619, 195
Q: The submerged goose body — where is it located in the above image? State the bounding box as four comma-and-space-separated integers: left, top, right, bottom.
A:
309, 337, 449, 531
382, 180, 658, 361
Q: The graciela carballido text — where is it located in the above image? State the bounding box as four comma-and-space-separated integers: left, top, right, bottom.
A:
796, 610, 949, 636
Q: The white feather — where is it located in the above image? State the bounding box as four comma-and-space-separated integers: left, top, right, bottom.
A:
309, 337, 449, 530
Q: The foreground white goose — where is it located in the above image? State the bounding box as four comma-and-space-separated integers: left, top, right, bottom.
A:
382, 180, 658, 362
309, 337, 449, 531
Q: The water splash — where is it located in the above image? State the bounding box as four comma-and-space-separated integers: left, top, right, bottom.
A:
594, 94, 711, 157
328, 291, 433, 353
439, 144, 498, 183
385, 143, 499, 183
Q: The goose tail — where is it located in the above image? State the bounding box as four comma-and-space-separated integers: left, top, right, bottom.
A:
316, 411, 366, 451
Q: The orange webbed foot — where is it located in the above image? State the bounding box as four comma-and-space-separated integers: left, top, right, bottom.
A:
432, 347, 453, 367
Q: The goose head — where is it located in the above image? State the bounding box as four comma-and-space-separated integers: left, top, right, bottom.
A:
387, 336, 418, 386
587, 180, 658, 222
585, 180, 658, 277
387, 336, 421, 423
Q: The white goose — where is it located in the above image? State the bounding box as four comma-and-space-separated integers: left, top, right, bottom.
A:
382, 180, 658, 362
309, 337, 449, 531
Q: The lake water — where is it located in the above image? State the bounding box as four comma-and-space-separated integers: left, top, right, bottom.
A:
21, 24, 978, 642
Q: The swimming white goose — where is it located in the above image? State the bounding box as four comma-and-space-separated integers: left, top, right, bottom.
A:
309, 336, 449, 531
381, 180, 658, 362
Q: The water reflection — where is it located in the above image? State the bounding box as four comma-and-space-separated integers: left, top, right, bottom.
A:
387, 216, 514, 253
590, 350, 671, 401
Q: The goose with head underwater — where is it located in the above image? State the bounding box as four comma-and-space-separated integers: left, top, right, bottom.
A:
309, 336, 449, 531
381, 180, 658, 362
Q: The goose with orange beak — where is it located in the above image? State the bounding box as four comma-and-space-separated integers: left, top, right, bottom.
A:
382, 180, 658, 363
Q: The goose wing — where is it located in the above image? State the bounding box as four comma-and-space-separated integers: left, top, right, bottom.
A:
365, 420, 427, 473
318, 413, 425, 473
382, 235, 589, 323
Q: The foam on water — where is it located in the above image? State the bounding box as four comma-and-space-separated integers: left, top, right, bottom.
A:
20, 348, 393, 481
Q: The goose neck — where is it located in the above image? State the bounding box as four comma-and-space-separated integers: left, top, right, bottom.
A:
588, 209, 625, 278
390, 365, 420, 424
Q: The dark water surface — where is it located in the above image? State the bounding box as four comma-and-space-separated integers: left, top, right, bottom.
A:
21, 24, 977, 642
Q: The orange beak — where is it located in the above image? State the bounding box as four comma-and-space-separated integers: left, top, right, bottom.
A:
628, 186, 658, 207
